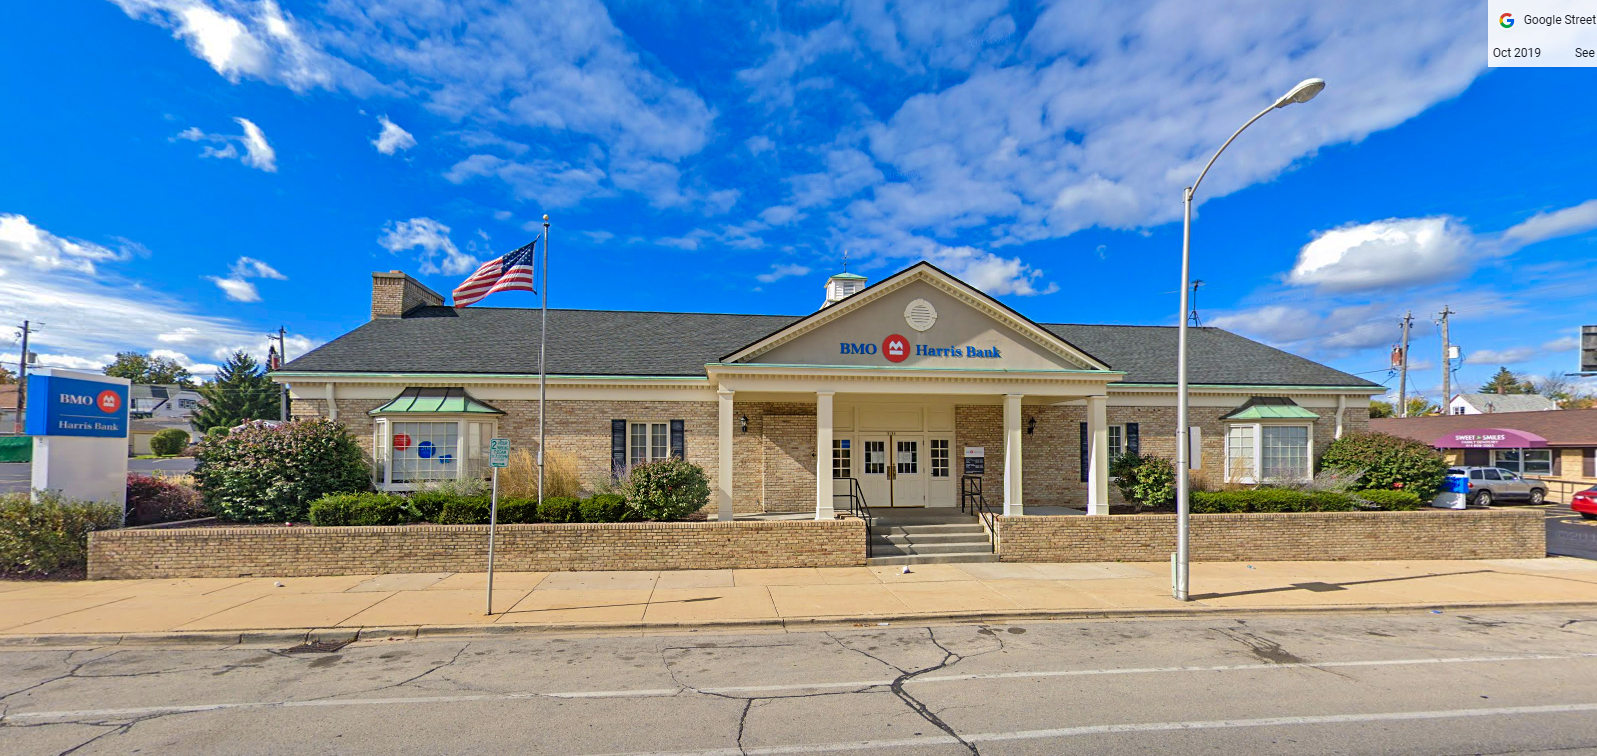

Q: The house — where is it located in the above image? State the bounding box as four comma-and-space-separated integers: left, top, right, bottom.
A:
0, 384, 17, 435
1448, 392, 1559, 415
1371, 408, 1597, 502
272, 262, 1383, 518
128, 383, 203, 454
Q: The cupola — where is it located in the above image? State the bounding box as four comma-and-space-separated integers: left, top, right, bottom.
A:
821, 271, 867, 308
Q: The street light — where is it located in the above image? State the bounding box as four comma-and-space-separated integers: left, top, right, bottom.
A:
1173, 78, 1324, 602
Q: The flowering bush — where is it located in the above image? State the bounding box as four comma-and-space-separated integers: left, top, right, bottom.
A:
0, 491, 121, 577
194, 419, 371, 523
621, 458, 710, 520
1320, 432, 1448, 501
125, 474, 209, 526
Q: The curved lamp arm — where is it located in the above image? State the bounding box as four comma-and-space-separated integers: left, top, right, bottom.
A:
1189, 104, 1274, 198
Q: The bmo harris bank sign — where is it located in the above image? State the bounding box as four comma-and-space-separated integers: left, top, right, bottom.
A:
23, 374, 130, 438
842, 334, 1002, 364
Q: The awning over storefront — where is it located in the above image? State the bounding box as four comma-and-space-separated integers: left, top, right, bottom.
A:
1219, 396, 1320, 420
1434, 428, 1549, 449
368, 387, 504, 415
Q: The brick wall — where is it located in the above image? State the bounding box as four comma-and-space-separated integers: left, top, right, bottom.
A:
995, 508, 1544, 563
88, 519, 867, 579
371, 272, 445, 319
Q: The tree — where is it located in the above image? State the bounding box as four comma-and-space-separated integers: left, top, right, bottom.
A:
1479, 367, 1534, 395
1532, 372, 1597, 409
1369, 400, 1394, 418
189, 351, 279, 433
104, 352, 194, 386
1405, 396, 1441, 416
0, 365, 14, 385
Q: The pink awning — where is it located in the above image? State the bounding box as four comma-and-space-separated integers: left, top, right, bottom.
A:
1434, 428, 1550, 449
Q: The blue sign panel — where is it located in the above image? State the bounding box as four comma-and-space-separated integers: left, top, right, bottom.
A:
23, 375, 129, 438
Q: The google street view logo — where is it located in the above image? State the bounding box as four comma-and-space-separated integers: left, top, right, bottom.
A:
1500, 13, 1514, 28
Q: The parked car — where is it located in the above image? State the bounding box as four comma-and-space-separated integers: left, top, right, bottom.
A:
1445, 467, 1548, 507
1572, 486, 1597, 520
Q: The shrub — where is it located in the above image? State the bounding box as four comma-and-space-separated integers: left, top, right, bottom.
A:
406, 491, 456, 522
125, 474, 209, 526
436, 496, 491, 524
206, 426, 230, 439
309, 493, 409, 526
149, 428, 190, 456
0, 491, 121, 576
1190, 489, 1364, 514
1320, 431, 1449, 501
498, 448, 583, 499
621, 458, 710, 520
1353, 489, 1423, 510
537, 496, 582, 523
580, 493, 629, 523
1109, 453, 1177, 511
496, 497, 541, 524
193, 419, 371, 523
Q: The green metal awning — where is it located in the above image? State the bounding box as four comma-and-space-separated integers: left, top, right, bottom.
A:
368, 387, 504, 416
1219, 396, 1320, 421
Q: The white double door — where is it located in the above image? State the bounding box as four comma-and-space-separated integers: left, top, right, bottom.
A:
855, 433, 954, 508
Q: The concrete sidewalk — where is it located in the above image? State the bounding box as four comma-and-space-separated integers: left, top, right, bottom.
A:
5, 558, 1597, 644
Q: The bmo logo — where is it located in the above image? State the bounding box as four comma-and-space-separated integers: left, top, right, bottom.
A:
60, 391, 122, 413
882, 334, 909, 363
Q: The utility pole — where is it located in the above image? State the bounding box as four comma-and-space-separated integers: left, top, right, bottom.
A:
13, 321, 30, 435
1398, 311, 1413, 418
1438, 305, 1454, 411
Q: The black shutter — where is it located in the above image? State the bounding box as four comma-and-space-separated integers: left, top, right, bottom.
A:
611, 419, 627, 478
1079, 422, 1089, 482
1125, 422, 1140, 457
1585, 449, 1595, 478
670, 419, 685, 460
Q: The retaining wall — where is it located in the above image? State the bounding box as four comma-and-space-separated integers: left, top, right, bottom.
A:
88, 519, 867, 579
995, 508, 1545, 563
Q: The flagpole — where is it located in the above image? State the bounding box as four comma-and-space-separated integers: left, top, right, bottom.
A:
537, 215, 550, 504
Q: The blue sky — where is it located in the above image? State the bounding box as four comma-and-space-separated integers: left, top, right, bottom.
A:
2, 0, 1594, 403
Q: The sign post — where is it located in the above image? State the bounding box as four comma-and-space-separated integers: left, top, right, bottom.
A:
485, 438, 511, 615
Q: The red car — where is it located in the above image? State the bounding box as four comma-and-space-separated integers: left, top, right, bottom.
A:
1573, 486, 1597, 520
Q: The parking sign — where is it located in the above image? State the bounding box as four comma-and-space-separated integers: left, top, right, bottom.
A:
489, 438, 511, 468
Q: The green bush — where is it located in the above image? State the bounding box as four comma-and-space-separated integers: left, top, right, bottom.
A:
1191, 489, 1364, 514
1320, 431, 1449, 501
125, 474, 208, 526
406, 491, 455, 522
580, 493, 630, 523
194, 419, 371, 523
621, 458, 710, 520
149, 428, 190, 456
538, 496, 582, 523
496, 497, 541, 524
206, 426, 230, 439
309, 493, 409, 526
436, 496, 491, 524
1353, 489, 1423, 510
0, 491, 121, 576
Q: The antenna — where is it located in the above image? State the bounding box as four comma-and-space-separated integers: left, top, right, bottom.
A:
1187, 280, 1204, 327
842, 249, 849, 274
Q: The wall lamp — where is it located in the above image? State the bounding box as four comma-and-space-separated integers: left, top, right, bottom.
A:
739, 415, 749, 433
1026, 416, 1036, 435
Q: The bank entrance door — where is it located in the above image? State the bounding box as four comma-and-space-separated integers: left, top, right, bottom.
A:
857, 434, 933, 507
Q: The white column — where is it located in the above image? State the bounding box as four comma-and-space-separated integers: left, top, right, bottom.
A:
1086, 395, 1110, 515
718, 388, 735, 522
1003, 393, 1023, 516
815, 391, 835, 520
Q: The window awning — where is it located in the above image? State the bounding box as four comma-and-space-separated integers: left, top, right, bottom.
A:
1220, 396, 1320, 421
368, 387, 504, 415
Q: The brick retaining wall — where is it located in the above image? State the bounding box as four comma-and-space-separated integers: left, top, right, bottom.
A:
995, 508, 1544, 562
88, 519, 867, 579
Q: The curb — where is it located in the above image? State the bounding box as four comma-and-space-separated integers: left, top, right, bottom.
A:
5, 600, 1597, 648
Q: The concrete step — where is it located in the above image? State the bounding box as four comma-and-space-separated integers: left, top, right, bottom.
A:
874, 523, 986, 536
869, 540, 992, 555
866, 552, 1001, 566
871, 532, 991, 546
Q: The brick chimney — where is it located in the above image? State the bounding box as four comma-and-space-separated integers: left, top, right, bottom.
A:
371, 271, 445, 319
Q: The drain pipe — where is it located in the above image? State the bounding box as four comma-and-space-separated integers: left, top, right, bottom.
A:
1335, 394, 1346, 439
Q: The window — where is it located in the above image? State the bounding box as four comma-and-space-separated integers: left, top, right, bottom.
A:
930, 439, 949, 478
178, 398, 198, 409
1225, 423, 1312, 483
832, 439, 852, 479
1469, 469, 1485, 480
1484, 468, 1502, 481
629, 421, 669, 466
391, 421, 459, 484
1108, 425, 1124, 458
1453, 406, 1466, 415
896, 440, 918, 474
1492, 449, 1551, 475
863, 441, 886, 475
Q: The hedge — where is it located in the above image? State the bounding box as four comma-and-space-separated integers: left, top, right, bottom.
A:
1352, 489, 1423, 510
580, 494, 630, 523
537, 496, 582, 523
1, 491, 121, 576
308, 493, 411, 526
1191, 490, 1364, 514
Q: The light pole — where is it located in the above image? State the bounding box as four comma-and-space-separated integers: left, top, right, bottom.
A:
1173, 78, 1324, 602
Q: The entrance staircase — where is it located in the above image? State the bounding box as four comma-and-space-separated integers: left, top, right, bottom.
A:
865, 510, 997, 566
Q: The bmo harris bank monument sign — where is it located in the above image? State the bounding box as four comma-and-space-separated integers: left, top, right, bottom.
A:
23, 369, 131, 511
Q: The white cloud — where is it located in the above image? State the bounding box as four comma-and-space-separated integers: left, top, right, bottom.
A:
1502, 199, 1597, 247
1464, 347, 1537, 366
1287, 217, 1470, 291
445, 154, 609, 209
176, 117, 277, 172
372, 115, 416, 155
746, 135, 775, 155
0, 214, 127, 273
926, 247, 1057, 296
755, 264, 811, 283
759, 205, 804, 226
378, 218, 477, 275
205, 255, 287, 302
206, 275, 261, 302
1543, 336, 1581, 352
1208, 303, 1395, 354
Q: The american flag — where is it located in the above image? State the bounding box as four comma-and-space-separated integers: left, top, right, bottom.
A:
452, 239, 539, 307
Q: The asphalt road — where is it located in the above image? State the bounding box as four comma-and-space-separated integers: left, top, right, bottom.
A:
0, 459, 195, 495
1546, 502, 1597, 560
5, 609, 1597, 755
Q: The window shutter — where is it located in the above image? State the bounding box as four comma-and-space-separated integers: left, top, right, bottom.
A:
1553, 451, 1563, 476
1079, 422, 1089, 482
1125, 422, 1140, 456
611, 420, 627, 478
1585, 448, 1595, 478
670, 419, 685, 460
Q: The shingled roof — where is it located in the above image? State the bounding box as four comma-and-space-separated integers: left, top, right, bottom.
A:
280, 306, 1379, 388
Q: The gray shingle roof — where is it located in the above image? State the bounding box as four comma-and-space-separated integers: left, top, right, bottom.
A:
281, 306, 1378, 388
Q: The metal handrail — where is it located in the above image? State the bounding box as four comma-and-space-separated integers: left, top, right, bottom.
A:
962, 475, 997, 553
832, 477, 873, 558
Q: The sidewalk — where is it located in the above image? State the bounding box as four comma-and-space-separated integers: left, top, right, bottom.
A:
4, 558, 1597, 644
